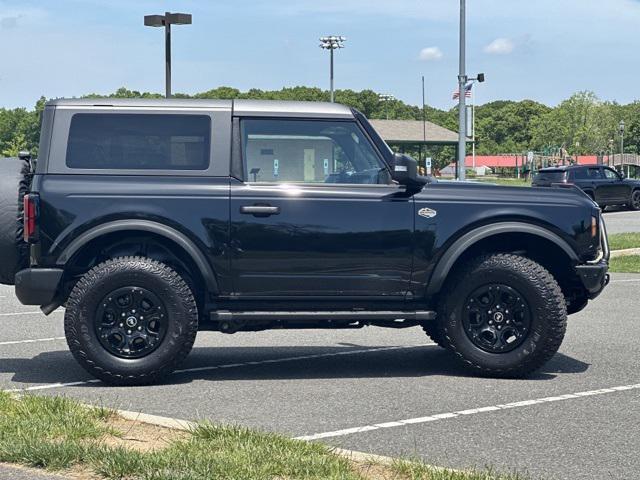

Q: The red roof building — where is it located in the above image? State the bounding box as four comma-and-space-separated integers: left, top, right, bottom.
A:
463, 155, 603, 168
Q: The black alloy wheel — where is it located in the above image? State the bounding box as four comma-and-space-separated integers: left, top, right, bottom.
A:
463, 284, 531, 353
96, 287, 168, 359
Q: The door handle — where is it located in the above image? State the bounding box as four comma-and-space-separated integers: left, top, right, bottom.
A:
240, 205, 280, 217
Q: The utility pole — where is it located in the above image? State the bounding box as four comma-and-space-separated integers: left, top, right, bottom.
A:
457, 0, 467, 181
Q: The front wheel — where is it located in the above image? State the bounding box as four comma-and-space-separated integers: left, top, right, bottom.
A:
629, 190, 640, 210
64, 256, 198, 385
439, 253, 567, 378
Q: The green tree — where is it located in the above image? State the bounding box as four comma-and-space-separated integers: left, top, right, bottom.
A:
1, 132, 28, 157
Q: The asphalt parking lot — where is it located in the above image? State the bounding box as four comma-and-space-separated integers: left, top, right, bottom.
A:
602, 208, 640, 233
1, 271, 639, 480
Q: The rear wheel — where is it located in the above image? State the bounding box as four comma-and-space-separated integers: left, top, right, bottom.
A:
629, 190, 640, 210
439, 253, 567, 377
64, 256, 198, 385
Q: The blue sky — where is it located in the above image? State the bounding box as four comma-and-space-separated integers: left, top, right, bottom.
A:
1, 0, 639, 110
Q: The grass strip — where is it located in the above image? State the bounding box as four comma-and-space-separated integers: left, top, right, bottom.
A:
609, 255, 640, 273
470, 178, 531, 187
0, 392, 536, 480
607, 232, 640, 251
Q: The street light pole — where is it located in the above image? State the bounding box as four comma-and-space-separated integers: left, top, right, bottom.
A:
457, 0, 467, 181
330, 48, 334, 102
319, 36, 346, 103
144, 12, 192, 98
165, 16, 171, 98
379, 94, 395, 120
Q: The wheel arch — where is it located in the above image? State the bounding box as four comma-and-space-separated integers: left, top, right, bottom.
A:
57, 220, 219, 297
426, 222, 579, 297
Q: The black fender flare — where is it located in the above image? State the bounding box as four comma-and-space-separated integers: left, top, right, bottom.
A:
426, 221, 579, 296
56, 219, 219, 294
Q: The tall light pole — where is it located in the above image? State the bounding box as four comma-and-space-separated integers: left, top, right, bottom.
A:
319, 36, 345, 102
456, 0, 467, 180
379, 94, 395, 119
144, 12, 192, 98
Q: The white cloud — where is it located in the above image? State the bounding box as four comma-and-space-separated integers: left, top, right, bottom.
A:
419, 46, 443, 61
484, 38, 515, 55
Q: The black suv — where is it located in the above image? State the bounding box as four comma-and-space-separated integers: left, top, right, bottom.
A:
533, 164, 640, 210
0, 99, 609, 385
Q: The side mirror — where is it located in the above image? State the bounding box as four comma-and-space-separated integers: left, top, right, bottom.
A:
392, 153, 427, 189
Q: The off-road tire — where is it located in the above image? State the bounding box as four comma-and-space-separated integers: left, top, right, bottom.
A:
0, 157, 32, 285
64, 256, 198, 386
439, 253, 567, 378
422, 322, 448, 348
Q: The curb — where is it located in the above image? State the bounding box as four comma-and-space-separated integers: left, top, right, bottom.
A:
113, 407, 402, 465
610, 247, 640, 258
112, 407, 460, 473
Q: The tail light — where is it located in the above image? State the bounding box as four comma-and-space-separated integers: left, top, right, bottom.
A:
23, 194, 39, 243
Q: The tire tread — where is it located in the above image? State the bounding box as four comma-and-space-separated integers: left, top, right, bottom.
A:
440, 253, 567, 378
64, 256, 198, 386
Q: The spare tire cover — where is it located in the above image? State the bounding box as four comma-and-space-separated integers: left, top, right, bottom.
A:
0, 157, 32, 285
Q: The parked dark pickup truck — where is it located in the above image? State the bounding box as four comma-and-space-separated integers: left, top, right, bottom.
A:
533, 164, 640, 210
0, 99, 609, 385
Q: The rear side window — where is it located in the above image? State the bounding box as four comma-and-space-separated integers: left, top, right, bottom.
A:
533, 170, 565, 183
66, 114, 211, 170
571, 168, 588, 180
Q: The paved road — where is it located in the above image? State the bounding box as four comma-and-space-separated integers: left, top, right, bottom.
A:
602, 209, 640, 233
0, 275, 638, 480
0, 465, 65, 480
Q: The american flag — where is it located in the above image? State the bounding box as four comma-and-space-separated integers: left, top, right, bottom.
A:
452, 82, 473, 99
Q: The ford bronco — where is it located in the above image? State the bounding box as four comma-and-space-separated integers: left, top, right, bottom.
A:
0, 99, 609, 385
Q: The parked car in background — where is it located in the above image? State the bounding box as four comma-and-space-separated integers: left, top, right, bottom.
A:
533, 164, 640, 210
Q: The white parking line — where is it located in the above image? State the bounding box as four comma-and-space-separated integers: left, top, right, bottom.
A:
0, 337, 65, 346
295, 383, 640, 441
0, 310, 63, 317
2, 343, 433, 393
610, 278, 640, 283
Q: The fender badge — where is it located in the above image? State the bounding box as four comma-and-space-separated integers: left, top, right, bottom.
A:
418, 207, 437, 218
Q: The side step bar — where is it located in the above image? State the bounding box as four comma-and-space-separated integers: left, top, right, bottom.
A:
211, 310, 437, 322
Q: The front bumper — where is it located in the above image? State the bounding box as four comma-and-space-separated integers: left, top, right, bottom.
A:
14, 268, 63, 306
575, 261, 609, 299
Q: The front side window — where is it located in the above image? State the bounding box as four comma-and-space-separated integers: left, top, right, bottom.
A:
603, 168, 619, 180
241, 119, 390, 184
66, 113, 211, 170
